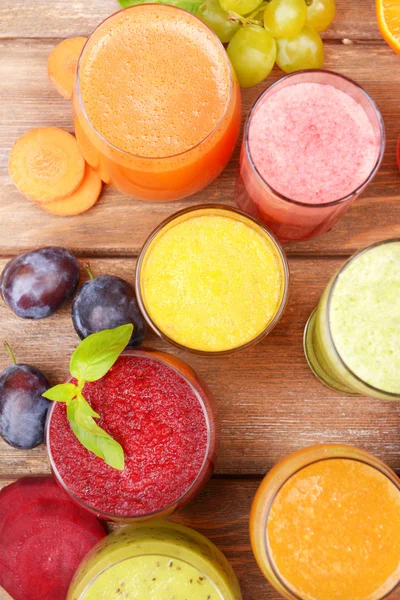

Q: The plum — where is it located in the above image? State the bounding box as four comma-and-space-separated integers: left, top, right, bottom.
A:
72, 266, 145, 346
0, 344, 51, 449
0, 246, 80, 319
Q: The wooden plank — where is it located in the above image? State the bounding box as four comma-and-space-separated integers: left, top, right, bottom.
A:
0, 0, 381, 40
0, 41, 399, 257
1, 257, 400, 478
0, 477, 279, 600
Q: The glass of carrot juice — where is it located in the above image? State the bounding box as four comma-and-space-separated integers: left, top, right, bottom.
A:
72, 5, 241, 202
250, 444, 400, 600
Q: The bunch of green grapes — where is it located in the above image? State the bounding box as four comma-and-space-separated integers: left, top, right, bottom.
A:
198, 0, 335, 87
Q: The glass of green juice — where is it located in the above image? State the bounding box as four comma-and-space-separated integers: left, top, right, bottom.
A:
68, 521, 242, 600
304, 239, 400, 399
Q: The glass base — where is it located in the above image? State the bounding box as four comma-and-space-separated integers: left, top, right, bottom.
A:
303, 308, 358, 395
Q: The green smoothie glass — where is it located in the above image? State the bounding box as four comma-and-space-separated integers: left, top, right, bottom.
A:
304, 239, 400, 400
68, 521, 242, 600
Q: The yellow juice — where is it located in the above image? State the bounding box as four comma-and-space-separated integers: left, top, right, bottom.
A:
137, 206, 288, 353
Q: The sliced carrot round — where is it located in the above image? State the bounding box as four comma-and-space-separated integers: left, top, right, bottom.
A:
41, 165, 102, 216
48, 37, 87, 100
376, 0, 400, 54
9, 127, 85, 204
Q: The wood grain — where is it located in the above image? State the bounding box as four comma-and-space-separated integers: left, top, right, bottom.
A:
1, 1, 400, 599
0, 0, 381, 40
1, 257, 400, 479
1, 40, 399, 257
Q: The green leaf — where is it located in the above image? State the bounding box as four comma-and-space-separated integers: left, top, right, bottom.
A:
42, 383, 77, 403
117, 0, 203, 15
70, 324, 133, 384
67, 394, 125, 471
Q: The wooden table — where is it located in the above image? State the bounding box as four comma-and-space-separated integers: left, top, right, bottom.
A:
0, 1, 400, 598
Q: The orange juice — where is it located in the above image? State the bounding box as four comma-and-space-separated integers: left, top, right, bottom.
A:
72, 5, 241, 201
250, 445, 400, 600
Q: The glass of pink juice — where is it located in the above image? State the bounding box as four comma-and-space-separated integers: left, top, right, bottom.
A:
235, 70, 385, 242
46, 349, 218, 523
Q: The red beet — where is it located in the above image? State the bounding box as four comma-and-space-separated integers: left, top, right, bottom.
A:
0, 476, 106, 600
0, 476, 60, 531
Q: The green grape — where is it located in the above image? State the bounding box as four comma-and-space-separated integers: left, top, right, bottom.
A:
254, 8, 265, 21
275, 24, 324, 73
220, 0, 263, 18
306, 0, 336, 32
198, 0, 240, 43
227, 25, 276, 88
264, 0, 307, 39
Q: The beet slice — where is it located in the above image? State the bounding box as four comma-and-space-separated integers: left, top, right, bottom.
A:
0, 476, 61, 531
0, 477, 106, 600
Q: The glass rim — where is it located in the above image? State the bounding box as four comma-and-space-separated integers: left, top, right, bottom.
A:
135, 204, 290, 356
262, 447, 400, 600
325, 238, 400, 398
244, 69, 386, 209
78, 552, 224, 600
45, 348, 214, 521
74, 4, 236, 161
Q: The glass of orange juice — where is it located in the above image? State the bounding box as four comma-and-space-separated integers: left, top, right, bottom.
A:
72, 5, 241, 202
250, 445, 400, 600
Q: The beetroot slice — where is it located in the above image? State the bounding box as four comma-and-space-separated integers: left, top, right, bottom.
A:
0, 476, 63, 533
0, 479, 106, 600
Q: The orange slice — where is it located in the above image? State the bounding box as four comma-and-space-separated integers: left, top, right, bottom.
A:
377, 0, 400, 54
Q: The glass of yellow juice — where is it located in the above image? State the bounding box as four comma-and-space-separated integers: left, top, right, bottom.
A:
135, 205, 289, 354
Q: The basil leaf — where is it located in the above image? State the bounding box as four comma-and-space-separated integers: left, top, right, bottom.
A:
67, 395, 125, 471
117, 0, 203, 15
73, 392, 101, 424
70, 324, 133, 383
42, 383, 77, 404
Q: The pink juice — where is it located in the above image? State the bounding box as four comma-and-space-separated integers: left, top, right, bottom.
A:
235, 71, 385, 242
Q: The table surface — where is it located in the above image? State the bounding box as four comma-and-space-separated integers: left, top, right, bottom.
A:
1, 1, 400, 598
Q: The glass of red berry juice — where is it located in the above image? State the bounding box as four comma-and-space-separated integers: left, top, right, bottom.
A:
235, 70, 385, 242
46, 349, 218, 523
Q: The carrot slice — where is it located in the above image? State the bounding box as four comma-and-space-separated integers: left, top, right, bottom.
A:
9, 127, 85, 204
42, 165, 102, 216
48, 37, 87, 100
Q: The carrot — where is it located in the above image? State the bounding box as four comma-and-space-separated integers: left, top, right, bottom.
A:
9, 127, 85, 204
41, 165, 102, 216
48, 37, 87, 100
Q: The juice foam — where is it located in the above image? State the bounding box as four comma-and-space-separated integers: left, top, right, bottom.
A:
330, 241, 400, 393
140, 212, 284, 352
267, 458, 400, 600
79, 5, 230, 158
82, 555, 218, 600
249, 82, 379, 203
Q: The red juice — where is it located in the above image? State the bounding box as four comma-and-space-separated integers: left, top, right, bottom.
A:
235, 71, 385, 242
47, 350, 217, 522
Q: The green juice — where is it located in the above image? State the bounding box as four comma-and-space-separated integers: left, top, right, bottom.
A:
83, 555, 218, 599
68, 522, 242, 600
304, 240, 400, 399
